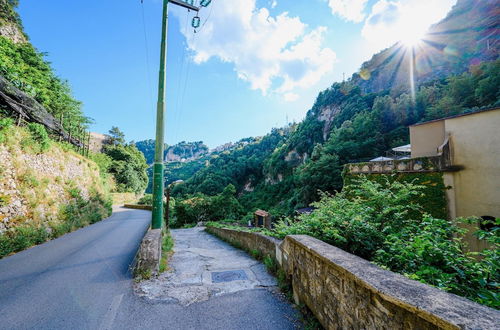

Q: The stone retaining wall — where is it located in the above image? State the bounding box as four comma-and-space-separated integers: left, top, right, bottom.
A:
123, 204, 153, 211
205, 226, 500, 330
134, 229, 162, 277
205, 226, 281, 261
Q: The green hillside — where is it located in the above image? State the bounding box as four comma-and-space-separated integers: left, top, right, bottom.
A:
168, 0, 499, 218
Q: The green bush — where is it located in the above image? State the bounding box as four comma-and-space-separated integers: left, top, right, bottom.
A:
0, 191, 112, 259
138, 194, 153, 205
26, 123, 50, 152
0, 226, 48, 258
274, 176, 499, 309
0, 117, 14, 143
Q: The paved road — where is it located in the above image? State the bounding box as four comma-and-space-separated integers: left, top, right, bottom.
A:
0, 208, 299, 330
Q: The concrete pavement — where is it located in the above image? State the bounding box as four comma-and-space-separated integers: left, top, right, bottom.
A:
0, 208, 300, 330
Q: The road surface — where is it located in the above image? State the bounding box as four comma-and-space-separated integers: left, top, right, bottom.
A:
0, 207, 299, 329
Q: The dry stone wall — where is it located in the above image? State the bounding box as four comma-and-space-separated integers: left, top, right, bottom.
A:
206, 226, 281, 261
0, 142, 104, 234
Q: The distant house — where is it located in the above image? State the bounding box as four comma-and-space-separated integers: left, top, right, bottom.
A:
346, 107, 500, 251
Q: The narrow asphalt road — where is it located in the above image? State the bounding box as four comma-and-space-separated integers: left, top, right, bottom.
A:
0, 208, 299, 330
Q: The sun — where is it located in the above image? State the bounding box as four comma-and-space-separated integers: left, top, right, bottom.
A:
397, 20, 428, 48
400, 27, 426, 48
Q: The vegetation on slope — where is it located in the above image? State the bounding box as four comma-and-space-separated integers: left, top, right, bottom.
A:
172, 59, 499, 217
0, 119, 112, 258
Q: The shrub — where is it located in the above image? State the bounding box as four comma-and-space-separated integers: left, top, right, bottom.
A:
274, 176, 499, 309
26, 123, 50, 152
138, 194, 153, 205
0, 192, 112, 259
0, 117, 14, 143
0, 226, 49, 258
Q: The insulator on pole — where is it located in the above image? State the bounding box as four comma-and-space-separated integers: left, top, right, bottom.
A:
200, 0, 211, 7
192, 16, 201, 28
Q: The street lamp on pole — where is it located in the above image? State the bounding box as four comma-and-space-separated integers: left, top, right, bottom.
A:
151, 0, 200, 230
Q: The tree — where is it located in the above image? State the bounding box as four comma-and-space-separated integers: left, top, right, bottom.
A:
104, 144, 148, 194
107, 126, 125, 146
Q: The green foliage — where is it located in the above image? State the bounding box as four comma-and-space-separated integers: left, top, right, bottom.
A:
0, 226, 48, 258
274, 177, 498, 308
0, 117, 14, 143
135, 139, 157, 165
159, 231, 174, 273
138, 194, 153, 206
89, 152, 112, 179
344, 172, 448, 219
0, 36, 87, 126
0, 0, 22, 28
0, 190, 111, 258
173, 184, 244, 226
104, 143, 148, 194
26, 123, 50, 152
106, 126, 126, 146
174, 60, 498, 218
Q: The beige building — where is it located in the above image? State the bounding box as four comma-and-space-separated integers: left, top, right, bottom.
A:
410, 108, 500, 250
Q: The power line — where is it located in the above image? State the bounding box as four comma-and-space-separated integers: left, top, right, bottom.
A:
140, 1, 155, 115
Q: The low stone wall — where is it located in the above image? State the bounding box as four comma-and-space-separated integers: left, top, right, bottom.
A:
134, 229, 162, 277
124, 204, 153, 211
206, 226, 500, 330
281, 235, 499, 330
205, 226, 281, 261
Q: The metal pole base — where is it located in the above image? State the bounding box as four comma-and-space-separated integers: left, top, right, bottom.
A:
151, 162, 164, 229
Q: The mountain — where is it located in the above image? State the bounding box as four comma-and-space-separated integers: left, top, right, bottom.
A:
165, 141, 209, 162
352, 0, 499, 94
170, 0, 499, 217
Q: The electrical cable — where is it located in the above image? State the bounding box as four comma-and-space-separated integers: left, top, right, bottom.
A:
140, 0, 155, 116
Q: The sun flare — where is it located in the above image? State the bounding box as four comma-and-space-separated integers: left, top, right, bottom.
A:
399, 25, 426, 48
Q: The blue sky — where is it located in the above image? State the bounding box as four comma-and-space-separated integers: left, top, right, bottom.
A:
17, 0, 455, 148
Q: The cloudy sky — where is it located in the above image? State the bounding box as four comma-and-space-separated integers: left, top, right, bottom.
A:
18, 0, 456, 147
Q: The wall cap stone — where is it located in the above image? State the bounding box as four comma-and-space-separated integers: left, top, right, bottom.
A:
286, 235, 500, 330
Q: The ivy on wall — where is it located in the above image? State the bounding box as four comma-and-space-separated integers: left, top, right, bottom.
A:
344, 172, 448, 220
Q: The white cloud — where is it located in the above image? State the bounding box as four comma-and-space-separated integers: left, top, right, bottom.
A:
327, 0, 368, 23
362, 0, 457, 49
271, 1, 277, 9
283, 92, 299, 102
178, 0, 336, 99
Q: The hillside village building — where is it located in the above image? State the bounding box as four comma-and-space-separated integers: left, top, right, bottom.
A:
347, 107, 500, 251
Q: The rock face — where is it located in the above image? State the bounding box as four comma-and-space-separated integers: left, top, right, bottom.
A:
164, 141, 209, 163
0, 76, 84, 148
0, 23, 25, 43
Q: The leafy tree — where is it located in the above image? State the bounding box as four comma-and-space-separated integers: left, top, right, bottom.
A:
106, 126, 125, 146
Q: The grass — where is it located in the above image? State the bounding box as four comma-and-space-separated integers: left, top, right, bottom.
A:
159, 231, 174, 273
0, 121, 112, 259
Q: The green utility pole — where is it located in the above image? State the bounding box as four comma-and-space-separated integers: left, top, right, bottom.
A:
151, 0, 200, 229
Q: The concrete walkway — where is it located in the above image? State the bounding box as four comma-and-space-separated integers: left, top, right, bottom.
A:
136, 227, 280, 305
0, 210, 300, 329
